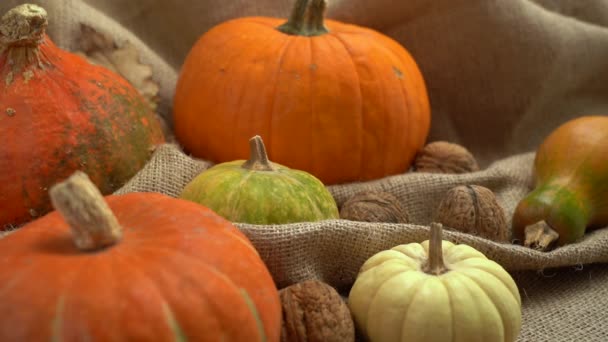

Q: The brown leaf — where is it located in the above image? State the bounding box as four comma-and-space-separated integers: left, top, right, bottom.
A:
74, 24, 160, 111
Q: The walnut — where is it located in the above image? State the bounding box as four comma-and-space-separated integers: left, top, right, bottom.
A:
339, 191, 409, 223
434, 185, 510, 242
414, 141, 479, 173
279, 280, 355, 342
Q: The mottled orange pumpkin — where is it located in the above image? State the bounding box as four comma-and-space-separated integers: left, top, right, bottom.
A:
173, 0, 430, 185
0, 172, 281, 341
0, 4, 164, 228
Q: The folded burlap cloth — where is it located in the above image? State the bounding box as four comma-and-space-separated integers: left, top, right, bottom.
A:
2, 0, 608, 340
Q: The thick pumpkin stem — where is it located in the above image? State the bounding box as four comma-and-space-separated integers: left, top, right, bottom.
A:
523, 220, 559, 251
0, 4, 48, 80
49, 171, 122, 251
277, 0, 329, 36
423, 222, 448, 275
0, 4, 48, 48
242, 135, 276, 171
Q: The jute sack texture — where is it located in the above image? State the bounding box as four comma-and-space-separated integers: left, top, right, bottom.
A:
113, 144, 608, 341
1, 0, 608, 341
116, 144, 608, 289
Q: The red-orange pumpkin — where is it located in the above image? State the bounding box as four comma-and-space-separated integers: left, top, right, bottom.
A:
0, 4, 165, 228
173, 0, 431, 185
0, 172, 281, 341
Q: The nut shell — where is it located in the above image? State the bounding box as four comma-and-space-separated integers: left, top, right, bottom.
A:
279, 280, 355, 342
339, 191, 409, 224
414, 141, 479, 173
434, 185, 510, 242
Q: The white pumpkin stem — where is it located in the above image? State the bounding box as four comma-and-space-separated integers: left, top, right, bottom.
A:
242, 135, 276, 171
425, 222, 448, 275
49, 171, 122, 251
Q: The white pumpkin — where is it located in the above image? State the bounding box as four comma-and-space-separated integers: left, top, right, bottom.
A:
348, 223, 522, 342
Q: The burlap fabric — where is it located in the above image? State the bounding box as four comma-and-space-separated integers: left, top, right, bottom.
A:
115, 144, 608, 288
2, 0, 608, 340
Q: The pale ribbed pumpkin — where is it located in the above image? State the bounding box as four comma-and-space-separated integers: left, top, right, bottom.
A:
348, 223, 522, 342
173, 0, 430, 185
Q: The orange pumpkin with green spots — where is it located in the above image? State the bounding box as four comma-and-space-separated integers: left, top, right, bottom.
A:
0, 172, 281, 341
0, 4, 164, 228
512, 115, 608, 250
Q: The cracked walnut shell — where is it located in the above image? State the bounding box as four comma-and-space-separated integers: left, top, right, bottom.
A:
434, 185, 510, 242
414, 141, 479, 173
279, 280, 355, 342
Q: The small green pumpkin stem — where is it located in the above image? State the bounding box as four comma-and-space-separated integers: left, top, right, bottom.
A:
242, 135, 276, 171
49, 171, 122, 251
277, 0, 329, 37
424, 222, 448, 275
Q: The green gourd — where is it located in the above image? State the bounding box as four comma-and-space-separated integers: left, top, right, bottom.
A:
180, 135, 339, 224
512, 115, 608, 250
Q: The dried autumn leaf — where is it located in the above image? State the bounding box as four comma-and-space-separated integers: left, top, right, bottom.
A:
74, 24, 160, 111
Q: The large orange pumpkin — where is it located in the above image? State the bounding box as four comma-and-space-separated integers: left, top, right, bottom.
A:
0, 4, 165, 228
0, 172, 281, 341
173, 0, 431, 185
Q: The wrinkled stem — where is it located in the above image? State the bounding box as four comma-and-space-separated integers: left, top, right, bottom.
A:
0, 4, 48, 47
513, 183, 591, 250
524, 220, 559, 251
1, 4, 49, 78
277, 0, 329, 36
424, 223, 448, 275
49, 171, 122, 251
241, 135, 276, 171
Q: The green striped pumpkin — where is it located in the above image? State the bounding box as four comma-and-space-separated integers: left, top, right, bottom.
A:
180, 136, 339, 225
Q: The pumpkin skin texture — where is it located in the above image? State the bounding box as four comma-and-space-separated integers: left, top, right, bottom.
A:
0, 172, 281, 342
181, 135, 339, 224
512, 115, 608, 250
348, 223, 522, 342
173, 0, 431, 185
0, 4, 165, 229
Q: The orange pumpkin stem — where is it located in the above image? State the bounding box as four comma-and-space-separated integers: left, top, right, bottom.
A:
424, 222, 448, 275
277, 0, 329, 36
0, 4, 47, 46
0, 4, 48, 74
49, 171, 123, 251
242, 135, 276, 171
